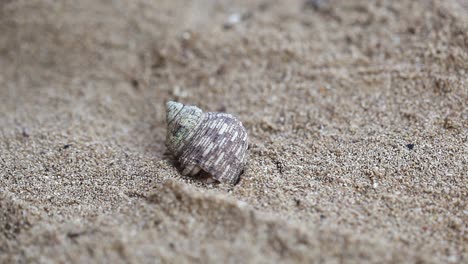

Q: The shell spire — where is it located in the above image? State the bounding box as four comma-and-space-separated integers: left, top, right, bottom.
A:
165, 101, 248, 184
165, 101, 203, 155
166, 101, 184, 125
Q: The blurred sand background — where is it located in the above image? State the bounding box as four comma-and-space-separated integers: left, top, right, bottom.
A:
0, 0, 467, 263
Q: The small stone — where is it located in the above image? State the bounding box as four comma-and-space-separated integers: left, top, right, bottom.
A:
227, 13, 241, 25
406, 143, 415, 150
224, 13, 243, 29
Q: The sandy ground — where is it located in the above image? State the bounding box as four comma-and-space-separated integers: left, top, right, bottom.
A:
0, 0, 467, 263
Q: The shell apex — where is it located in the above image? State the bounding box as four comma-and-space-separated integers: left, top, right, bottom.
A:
166, 101, 184, 124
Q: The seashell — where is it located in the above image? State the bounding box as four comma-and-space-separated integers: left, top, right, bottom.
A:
165, 101, 248, 184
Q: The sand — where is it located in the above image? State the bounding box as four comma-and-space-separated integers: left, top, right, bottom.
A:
0, 0, 467, 263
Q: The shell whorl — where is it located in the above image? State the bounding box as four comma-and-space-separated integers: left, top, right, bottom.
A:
165, 101, 203, 155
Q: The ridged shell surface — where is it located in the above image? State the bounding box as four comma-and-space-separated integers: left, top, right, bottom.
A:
165, 101, 248, 184
166, 101, 203, 155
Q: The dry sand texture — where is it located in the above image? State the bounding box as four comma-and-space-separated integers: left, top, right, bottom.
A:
1, 0, 467, 263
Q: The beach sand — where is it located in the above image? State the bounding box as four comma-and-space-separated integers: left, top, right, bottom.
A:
1, 0, 467, 263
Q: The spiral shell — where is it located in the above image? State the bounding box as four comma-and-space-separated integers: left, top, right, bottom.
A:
165, 101, 248, 184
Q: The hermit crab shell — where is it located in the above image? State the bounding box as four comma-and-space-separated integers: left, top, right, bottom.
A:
165, 101, 248, 184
